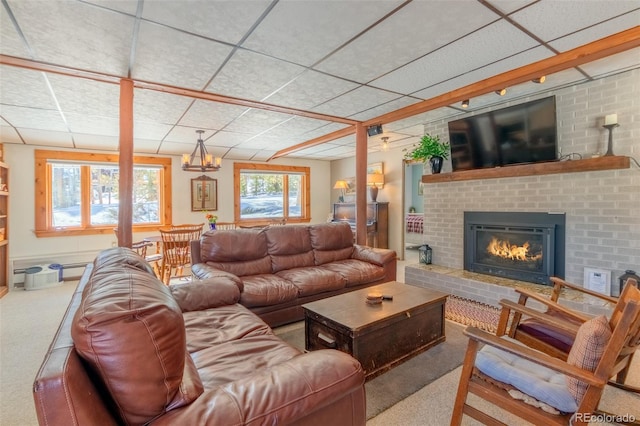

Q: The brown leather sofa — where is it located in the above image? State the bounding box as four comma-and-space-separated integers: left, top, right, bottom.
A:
33, 247, 366, 425
191, 221, 397, 327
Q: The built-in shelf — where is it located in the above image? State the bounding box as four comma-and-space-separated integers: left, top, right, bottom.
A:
422, 156, 631, 184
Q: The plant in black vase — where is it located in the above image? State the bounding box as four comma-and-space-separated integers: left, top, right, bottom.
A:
403, 133, 450, 174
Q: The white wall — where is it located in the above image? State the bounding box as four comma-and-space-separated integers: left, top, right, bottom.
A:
3, 144, 330, 287
330, 145, 408, 257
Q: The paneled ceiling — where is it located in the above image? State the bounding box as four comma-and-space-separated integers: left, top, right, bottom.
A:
1, 0, 639, 162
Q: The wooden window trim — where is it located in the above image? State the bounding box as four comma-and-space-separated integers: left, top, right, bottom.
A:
34, 150, 172, 237
233, 162, 310, 226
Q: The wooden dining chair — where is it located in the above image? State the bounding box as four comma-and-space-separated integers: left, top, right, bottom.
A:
498, 276, 638, 392
451, 282, 640, 426
159, 226, 203, 285
214, 222, 236, 230
114, 228, 162, 277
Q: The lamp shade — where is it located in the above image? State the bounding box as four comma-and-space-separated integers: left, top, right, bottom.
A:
367, 173, 384, 186
333, 180, 348, 189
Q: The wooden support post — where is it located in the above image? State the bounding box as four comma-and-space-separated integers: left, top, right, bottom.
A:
118, 79, 134, 248
355, 123, 367, 246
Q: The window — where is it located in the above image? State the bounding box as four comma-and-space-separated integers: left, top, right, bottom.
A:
35, 150, 172, 237
234, 162, 310, 225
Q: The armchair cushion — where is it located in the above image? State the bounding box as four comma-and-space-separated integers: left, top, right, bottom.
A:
566, 315, 611, 401
475, 337, 577, 413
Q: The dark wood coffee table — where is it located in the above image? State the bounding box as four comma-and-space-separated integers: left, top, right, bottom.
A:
302, 281, 447, 380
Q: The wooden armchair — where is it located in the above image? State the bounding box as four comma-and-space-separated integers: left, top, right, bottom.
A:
159, 226, 203, 284
451, 283, 640, 425
499, 277, 638, 391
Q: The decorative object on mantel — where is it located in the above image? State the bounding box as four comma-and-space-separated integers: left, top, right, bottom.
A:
418, 244, 432, 264
403, 133, 450, 174
205, 212, 218, 231
333, 180, 348, 202
617, 270, 640, 297
603, 113, 619, 156
182, 130, 222, 172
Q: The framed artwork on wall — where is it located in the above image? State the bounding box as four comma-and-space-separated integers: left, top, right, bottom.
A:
191, 175, 218, 211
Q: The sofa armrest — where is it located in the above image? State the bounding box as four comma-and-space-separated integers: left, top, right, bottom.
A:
352, 244, 396, 266
169, 278, 241, 312
151, 350, 365, 425
191, 263, 244, 292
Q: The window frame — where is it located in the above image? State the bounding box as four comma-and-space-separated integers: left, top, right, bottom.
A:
35, 150, 172, 237
233, 162, 310, 226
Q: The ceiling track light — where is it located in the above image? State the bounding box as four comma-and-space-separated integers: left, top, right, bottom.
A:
532, 76, 546, 84
381, 136, 390, 151
495, 88, 507, 96
182, 130, 222, 172
461, 99, 469, 108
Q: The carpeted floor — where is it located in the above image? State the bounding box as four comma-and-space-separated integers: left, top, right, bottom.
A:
275, 319, 468, 419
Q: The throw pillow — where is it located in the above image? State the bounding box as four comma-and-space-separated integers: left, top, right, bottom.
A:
566, 315, 611, 402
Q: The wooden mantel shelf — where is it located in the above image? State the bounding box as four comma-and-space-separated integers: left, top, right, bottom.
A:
422, 156, 630, 184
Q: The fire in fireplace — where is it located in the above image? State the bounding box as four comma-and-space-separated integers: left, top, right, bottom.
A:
464, 212, 565, 285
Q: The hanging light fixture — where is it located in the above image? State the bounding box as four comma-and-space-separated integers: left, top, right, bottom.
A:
182, 130, 221, 172
461, 99, 469, 108
381, 136, 390, 151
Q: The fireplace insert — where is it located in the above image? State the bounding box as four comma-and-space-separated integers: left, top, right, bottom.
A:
464, 212, 565, 285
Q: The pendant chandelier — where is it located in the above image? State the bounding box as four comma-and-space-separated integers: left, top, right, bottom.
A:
181, 130, 221, 172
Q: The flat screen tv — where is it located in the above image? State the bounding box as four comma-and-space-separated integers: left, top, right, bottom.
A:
447, 96, 557, 172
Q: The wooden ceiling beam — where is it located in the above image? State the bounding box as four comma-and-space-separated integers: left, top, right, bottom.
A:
269, 125, 356, 160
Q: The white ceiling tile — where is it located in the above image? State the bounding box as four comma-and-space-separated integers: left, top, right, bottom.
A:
0, 5, 31, 57
83, 0, 139, 15
259, 116, 333, 139
412, 45, 552, 100
131, 138, 163, 154
312, 86, 401, 118
315, 1, 498, 83
209, 131, 252, 148
300, 122, 351, 142
370, 20, 540, 95
264, 70, 358, 110
18, 128, 74, 147
163, 126, 214, 144
142, 0, 271, 45
549, 10, 640, 52
225, 147, 260, 160
133, 121, 173, 141
510, 0, 640, 43
133, 21, 234, 89
484, 0, 537, 15
157, 140, 196, 156
0, 105, 67, 131
7, 0, 133, 76
73, 133, 120, 151
0, 125, 22, 143
178, 99, 249, 131
0, 66, 57, 109
242, 1, 403, 66
65, 113, 119, 137
207, 50, 305, 101
134, 89, 194, 125
348, 96, 420, 121
48, 74, 120, 118
250, 151, 277, 162
223, 108, 292, 135
579, 48, 640, 79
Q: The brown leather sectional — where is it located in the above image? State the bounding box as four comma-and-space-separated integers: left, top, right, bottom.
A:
33, 247, 366, 425
191, 221, 398, 327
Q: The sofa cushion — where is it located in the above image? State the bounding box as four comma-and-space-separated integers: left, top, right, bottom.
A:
72, 261, 203, 425
566, 315, 611, 402
310, 222, 354, 265
320, 259, 386, 287
170, 278, 241, 312
265, 225, 315, 272
276, 267, 346, 296
200, 229, 271, 276
240, 274, 299, 307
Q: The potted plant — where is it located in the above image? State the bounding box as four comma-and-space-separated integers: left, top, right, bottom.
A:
403, 133, 450, 174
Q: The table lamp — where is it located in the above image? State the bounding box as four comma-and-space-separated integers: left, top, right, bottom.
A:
333, 180, 348, 202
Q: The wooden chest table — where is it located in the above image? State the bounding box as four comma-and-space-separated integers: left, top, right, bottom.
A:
302, 281, 447, 380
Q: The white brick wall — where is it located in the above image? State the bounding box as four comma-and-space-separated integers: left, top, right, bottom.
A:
421, 69, 640, 288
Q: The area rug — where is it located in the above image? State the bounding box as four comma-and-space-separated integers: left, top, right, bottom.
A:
445, 294, 501, 333
275, 320, 468, 419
